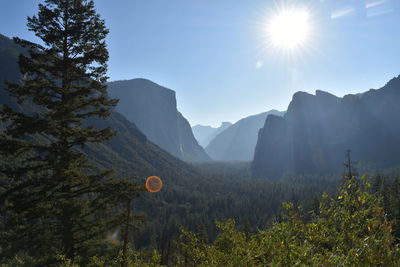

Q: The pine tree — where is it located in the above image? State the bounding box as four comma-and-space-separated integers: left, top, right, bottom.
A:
343, 149, 358, 180
0, 0, 140, 263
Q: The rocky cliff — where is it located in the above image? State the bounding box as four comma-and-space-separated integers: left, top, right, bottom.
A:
107, 79, 210, 162
253, 78, 400, 179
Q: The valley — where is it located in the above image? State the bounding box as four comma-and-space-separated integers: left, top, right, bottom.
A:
1, 1, 400, 265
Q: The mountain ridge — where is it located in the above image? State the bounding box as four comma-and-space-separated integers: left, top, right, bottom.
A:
253, 76, 400, 179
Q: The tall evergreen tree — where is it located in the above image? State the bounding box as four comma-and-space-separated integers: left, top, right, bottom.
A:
0, 0, 140, 263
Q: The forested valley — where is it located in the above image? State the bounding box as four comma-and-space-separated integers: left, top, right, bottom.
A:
1, 0, 400, 266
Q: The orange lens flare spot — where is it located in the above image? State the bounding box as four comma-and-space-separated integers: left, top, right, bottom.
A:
145, 176, 163, 193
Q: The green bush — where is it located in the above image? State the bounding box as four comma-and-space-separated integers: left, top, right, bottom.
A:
178, 176, 400, 266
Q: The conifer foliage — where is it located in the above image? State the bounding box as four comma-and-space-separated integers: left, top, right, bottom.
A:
0, 0, 139, 263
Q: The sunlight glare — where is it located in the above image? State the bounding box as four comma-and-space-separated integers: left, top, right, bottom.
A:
267, 9, 310, 49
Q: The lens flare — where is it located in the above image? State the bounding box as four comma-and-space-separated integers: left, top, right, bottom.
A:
145, 176, 163, 193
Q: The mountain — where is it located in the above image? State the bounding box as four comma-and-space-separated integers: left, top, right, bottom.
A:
205, 110, 284, 161
0, 33, 199, 182
253, 78, 400, 179
107, 79, 210, 162
0, 34, 25, 109
192, 122, 232, 148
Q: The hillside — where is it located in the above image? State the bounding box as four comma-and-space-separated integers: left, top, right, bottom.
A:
0, 33, 199, 183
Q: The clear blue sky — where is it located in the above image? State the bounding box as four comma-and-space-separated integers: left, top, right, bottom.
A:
1, 0, 400, 127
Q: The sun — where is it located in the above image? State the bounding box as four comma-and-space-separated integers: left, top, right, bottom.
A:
267, 9, 310, 49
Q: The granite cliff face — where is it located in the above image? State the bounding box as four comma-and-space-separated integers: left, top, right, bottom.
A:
192, 122, 232, 148
177, 112, 212, 162
107, 79, 210, 162
205, 110, 284, 161
253, 78, 400, 179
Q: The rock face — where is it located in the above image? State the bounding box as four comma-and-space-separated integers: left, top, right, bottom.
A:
192, 122, 232, 148
107, 79, 210, 162
205, 110, 284, 161
177, 112, 211, 162
253, 78, 400, 179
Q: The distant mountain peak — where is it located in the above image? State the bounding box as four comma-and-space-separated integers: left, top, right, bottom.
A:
292, 91, 314, 100
192, 121, 232, 149
108, 78, 176, 95
315, 90, 339, 99
220, 121, 232, 127
383, 75, 400, 90
110, 77, 158, 85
